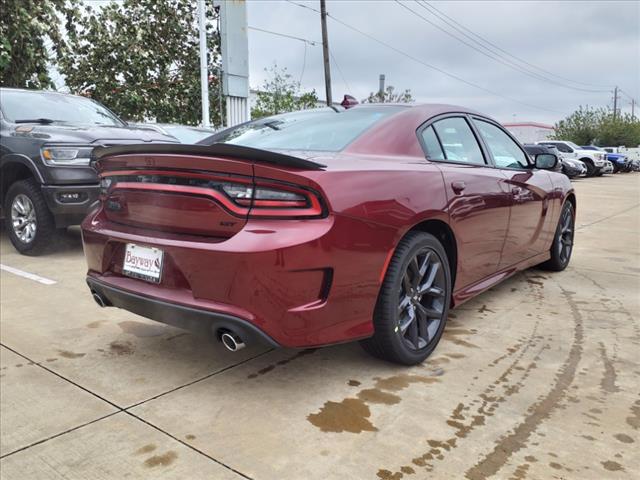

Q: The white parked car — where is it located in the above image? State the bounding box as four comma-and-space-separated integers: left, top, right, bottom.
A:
537, 140, 606, 177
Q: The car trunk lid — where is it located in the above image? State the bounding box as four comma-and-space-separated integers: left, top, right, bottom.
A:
93, 144, 326, 238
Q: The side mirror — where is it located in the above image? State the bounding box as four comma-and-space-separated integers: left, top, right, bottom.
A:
535, 153, 558, 170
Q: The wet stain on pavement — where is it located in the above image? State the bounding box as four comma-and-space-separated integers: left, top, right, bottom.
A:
57, 350, 85, 359
464, 287, 584, 480
613, 433, 633, 443
445, 353, 466, 359
373, 374, 438, 391
377, 319, 548, 478
598, 342, 619, 393
307, 398, 377, 433
118, 320, 167, 338
357, 388, 401, 405
601, 460, 624, 472
478, 305, 495, 314
135, 444, 157, 454
185, 434, 196, 440
109, 340, 134, 356
308, 374, 439, 433
86, 320, 106, 329
510, 463, 530, 479
626, 399, 640, 430
247, 349, 317, 379
443, 327, 479, 349
144, 451, 177, 468
377, 469, 402, 480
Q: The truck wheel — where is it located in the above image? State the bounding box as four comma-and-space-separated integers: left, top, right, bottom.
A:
582, 159, 595, 176
4, 179, 57, 255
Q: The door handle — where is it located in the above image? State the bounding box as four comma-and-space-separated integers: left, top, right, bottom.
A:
451, 181, 466, 194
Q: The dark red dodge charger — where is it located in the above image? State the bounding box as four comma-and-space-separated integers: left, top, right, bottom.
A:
82, 104, 575, 365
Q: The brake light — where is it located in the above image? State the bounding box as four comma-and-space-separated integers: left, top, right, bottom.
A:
100, 171, 325, 219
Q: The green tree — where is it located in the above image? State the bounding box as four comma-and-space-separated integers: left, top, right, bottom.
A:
251, 64, 318, 118
596, 112, 640, 147
553, 106, 640, 146
58, 0, 222, 126
551, 106, 601, 145
363, 85, 413, 103
0, 0, 79, 88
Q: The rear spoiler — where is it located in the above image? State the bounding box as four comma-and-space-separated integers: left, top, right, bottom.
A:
91, 143, 327, 170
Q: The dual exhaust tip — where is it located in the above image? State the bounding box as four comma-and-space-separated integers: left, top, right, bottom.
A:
92, 291, 110, 308
90, 290, 246, 352
219, 331, 246, 352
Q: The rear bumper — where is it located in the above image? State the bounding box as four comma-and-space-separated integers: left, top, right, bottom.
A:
87, 276, 279, 347
82, 206, 398, 348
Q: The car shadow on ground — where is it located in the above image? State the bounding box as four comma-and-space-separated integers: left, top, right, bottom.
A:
0, 222, 84, 255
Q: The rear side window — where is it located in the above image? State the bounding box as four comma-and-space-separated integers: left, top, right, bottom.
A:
432, 117, 485, 165
473, 119, 529, 170
420, 126, 445, 160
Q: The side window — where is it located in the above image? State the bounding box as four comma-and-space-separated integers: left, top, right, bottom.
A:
555, 143, 572, 153
432, 117, 485, 165
474, 120, 529, 170
420, 126, 445, 160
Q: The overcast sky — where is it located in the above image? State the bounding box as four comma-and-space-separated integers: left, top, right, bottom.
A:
246, 0, 639, 124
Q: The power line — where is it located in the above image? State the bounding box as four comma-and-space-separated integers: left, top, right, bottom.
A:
398, 0, 609, 94
618, 88, 639, 104
248, 26, 318, 46
329, 48, 352, 96
285, 0, 565, 115
418, 1, 614, 91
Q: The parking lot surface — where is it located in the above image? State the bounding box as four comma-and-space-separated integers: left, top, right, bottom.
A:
1, 173, 638, 479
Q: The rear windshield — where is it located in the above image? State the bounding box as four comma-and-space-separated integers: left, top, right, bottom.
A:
202, 106, 405, 152
0, 89, 124, 126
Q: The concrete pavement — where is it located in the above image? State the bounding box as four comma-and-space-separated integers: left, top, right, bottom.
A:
1, 173, 638, 479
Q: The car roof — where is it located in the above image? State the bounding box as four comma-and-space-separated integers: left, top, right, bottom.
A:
0, 87, 84, 99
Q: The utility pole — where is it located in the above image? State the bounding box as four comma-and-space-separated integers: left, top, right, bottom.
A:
612, 86, 619, 120
631, 98, 636, 119
197, 0, 210, 128
378, 74, 385, 98
320, 0, 333, 106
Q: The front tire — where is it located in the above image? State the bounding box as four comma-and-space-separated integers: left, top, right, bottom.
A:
540, 202, 574, 272
4, 179, 57, 255
361, 232, 452, 365
582, 159, 596, 177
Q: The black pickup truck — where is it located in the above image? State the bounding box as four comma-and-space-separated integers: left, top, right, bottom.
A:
0, 88, 177, 254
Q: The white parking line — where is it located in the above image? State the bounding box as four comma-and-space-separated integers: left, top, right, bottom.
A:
0, 264, 57, 285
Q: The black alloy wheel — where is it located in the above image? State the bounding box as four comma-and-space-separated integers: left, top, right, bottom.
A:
540, 202, 574, 271
361, 232, 451, 365
396, 248, 447, 351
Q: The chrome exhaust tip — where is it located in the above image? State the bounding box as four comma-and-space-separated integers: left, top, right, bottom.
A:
92, 291, 108, 308
220, 331, 246, 352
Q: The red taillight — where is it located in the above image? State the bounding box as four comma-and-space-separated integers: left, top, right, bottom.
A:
100, 170, 325, 219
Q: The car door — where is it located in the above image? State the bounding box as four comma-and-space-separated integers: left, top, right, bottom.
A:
472, 118, 555, 269
420, 116, 512, 292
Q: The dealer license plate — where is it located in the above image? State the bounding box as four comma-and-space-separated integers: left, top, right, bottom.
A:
123, 243, 164, 283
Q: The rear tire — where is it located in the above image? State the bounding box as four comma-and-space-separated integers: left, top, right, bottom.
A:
361, 232, 452, 365
4, 179, 57, 255
540, 202, 574, 272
